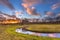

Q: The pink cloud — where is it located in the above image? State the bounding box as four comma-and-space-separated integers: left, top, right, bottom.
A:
22, 0, 41, 16
46, 11, 54, 16
51, 3, 60, 10
26, 7, 40, 16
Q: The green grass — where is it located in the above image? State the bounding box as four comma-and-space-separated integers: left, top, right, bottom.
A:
0, 24, 60, 40
25, 24, 60, 33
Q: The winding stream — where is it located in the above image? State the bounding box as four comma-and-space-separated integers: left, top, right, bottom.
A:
16, 28, 60, 38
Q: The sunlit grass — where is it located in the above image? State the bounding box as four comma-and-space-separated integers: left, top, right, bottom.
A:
0, 24, 60, 40
26, 24, 60, 32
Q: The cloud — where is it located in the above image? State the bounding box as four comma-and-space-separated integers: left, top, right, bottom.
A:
22, 0, 43, 6
22, 0, 42, 8
15, 11, 23, 15
26, 7, 40, 16
57, 13, 60, 16
15, 11, 19, 17
46, 11, 54, 16
15, 11, 23, 17
22, 3, 30, 8
51, 3, 60, 10
22, 0, 41, 16
0, 0, 15, 10
22, 0, 60, 16
22, 0, 60, 5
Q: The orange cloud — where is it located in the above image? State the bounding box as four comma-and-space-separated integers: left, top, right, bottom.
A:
16, 12, 19, 15
26, 7, 40, 16
22, 3, 30, 8
22, 0, 43, 5
22, 0, 41, 16
15, 11, 23, 15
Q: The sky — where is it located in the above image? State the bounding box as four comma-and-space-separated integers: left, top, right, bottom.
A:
0, 0, 60, 19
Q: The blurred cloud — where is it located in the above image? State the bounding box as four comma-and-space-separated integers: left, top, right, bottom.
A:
22, 0, 60, 11
22, 0, 41, 16
51, 3, 60, 10
26, 7, 40, 16
57, 13, 60, 16
22, 3, 29, 8
46, 11, 54, 16
16, 11, 23, 15
15, 11, 23, 17
22, 0, 43, 6
0, 0, 15, 10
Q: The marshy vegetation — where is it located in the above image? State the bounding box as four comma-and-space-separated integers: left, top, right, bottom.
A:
0, 24, 60, 40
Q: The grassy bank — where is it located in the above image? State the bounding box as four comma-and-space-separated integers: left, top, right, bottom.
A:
0, 24, 60, 40
25, 24, 60, 33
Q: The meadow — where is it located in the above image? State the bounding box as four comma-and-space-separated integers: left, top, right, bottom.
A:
26, 24, 60, 33
0, 24, 60, 40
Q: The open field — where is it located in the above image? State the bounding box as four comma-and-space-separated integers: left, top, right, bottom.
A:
26, 24, 60, 33
0, 24, 60, 40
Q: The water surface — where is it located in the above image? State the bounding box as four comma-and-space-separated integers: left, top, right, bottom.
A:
16, 28, 60, 38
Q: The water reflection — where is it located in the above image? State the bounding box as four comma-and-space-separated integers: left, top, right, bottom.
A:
15, 28, 60, 38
